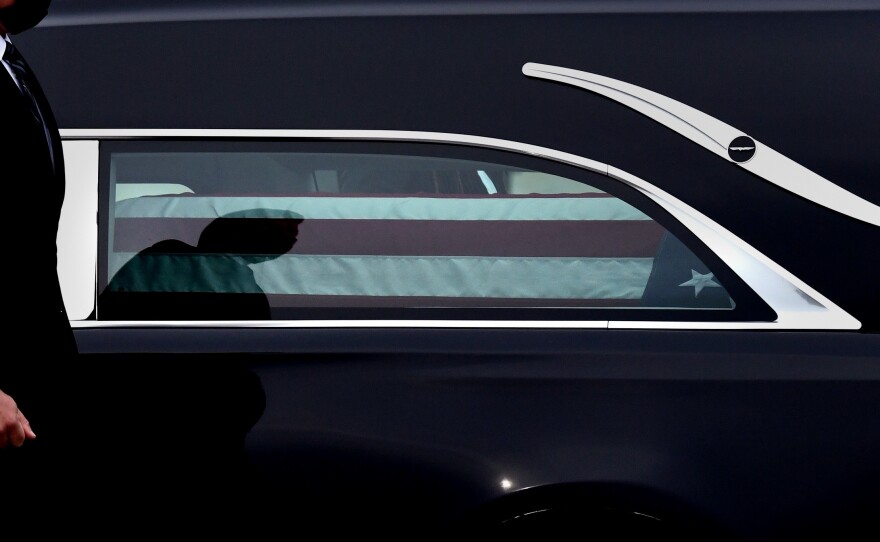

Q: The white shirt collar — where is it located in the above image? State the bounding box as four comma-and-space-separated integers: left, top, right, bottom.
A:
0, 35, 8, 58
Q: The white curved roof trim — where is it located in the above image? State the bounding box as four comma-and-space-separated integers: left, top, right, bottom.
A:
522, 62, 880, 227
60, 129, 859, 330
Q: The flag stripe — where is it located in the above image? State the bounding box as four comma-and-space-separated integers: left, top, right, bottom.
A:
113, 195, 652, 221
108, 253, 654, 300
112, 218, 665, 257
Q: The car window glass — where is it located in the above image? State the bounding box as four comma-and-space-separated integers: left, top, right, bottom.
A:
98, 146, 736, 320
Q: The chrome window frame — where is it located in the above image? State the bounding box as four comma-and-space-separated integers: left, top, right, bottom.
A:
59, 129, 861, 331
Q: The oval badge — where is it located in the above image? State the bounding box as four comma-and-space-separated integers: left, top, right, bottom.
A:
728, 135, 756, 163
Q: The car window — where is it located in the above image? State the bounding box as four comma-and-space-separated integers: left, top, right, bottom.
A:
96, 140, 759, 321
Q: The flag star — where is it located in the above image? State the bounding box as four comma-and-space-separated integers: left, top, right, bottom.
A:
679, 269, 720, 297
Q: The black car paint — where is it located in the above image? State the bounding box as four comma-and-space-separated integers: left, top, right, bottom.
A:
74, 327, 879, 537
13, 2, 880, 538
22, 9, 880, 329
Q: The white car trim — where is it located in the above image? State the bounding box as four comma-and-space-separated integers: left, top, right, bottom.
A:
522, 62, 880, 228
59, 140, 99, 320
60, 129, 861, 330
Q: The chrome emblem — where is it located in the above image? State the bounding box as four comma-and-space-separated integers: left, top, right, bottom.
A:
727, 136, 756, 163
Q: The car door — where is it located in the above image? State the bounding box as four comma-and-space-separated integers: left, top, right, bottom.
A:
55, 131, 879, 538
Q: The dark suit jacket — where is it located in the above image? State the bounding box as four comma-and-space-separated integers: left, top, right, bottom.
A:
1, 39, 77, 427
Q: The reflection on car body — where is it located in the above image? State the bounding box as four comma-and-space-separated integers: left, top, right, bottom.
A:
15, 0, 880, 538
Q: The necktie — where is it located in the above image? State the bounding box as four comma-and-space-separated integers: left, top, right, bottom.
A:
3, 39, 55, 171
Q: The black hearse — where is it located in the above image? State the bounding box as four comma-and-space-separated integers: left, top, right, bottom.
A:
14, 1, 880, 538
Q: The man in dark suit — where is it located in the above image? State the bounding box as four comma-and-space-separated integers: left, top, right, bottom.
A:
1, 0, 79, 513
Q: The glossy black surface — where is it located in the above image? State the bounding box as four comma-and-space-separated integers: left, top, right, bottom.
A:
11, 2, 880, 538
20, 7, 880, 329
73, 327, 880, 538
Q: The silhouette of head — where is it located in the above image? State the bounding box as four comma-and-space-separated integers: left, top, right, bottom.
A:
0, 0, 51, 35
197, 208, 304, 263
